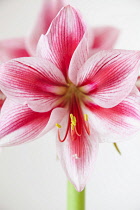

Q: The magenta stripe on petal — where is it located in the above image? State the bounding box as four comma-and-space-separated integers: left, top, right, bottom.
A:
37, 5, 86, 77
68, 34, 89, 84
85, 91, 140, 143
0, 99, 51, 146
26, 0, 65, 55
0, 57, 67, 112
57, 127, 98, 191
78, 50, 140, 108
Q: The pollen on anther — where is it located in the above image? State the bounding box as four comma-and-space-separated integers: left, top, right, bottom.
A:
84, 114, 88, 121
56, 123, 62, 128
70, 114, 76, 126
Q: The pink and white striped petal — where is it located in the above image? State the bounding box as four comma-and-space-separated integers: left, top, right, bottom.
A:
37, 5, 86, 77
85, 91, 140, 143
89, 26, 119, 53
0, 99, 51, 146
56, 128, 98, 192
78, 50, 140, 108
0, 38, 29, 63
0, 57, 67, 112
68, 34, 89, 84
26, 0, 65, 55
40, 107, 68, 135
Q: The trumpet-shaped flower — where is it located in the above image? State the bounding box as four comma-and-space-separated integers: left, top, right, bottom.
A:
0, 6, 140, 191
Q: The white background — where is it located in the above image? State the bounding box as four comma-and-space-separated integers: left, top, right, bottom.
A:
0, 0, 140, 209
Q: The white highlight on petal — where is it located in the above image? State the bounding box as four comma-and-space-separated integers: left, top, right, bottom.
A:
72, 154, 80, 159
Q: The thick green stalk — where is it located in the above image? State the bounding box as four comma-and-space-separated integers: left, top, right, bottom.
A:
67, 181, 85, 210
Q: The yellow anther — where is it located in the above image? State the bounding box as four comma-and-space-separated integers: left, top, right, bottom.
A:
70, 113, 75, 120
71, 124, 75, 131
56, 123, 62, 128
84, 114, 88, 121
70, 114, 77, 129
70, 113, 73, 119
72, 116, 76, 125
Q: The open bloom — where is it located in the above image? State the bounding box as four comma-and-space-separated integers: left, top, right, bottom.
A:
0, 6, 140, 191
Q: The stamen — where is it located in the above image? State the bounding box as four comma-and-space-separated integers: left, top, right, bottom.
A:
70, 114, 76, 130
56, 120, 70, 142
84, 114, 90, 135
70, 114, 81, 137
56, 123, 62, 128
74, 127, 81, 136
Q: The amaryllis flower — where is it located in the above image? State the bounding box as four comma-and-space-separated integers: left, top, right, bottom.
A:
0, 6, 140, 191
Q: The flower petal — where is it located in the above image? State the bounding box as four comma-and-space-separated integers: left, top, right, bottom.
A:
0, 99, 51, 146
78, 50, 140, 108
56, 126, 98, 191
55, 99, 98, 191
0, 38, 29, 63
41, 107, 68, 135
85, 90, 140, 142
37, 5, 86, 77
89, 26, 119, 52
26, 0, 65, 55
68, 34, 89, 84
0, 57, 66, 112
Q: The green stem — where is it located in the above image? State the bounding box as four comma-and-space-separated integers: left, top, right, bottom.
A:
67, 181, 85, 210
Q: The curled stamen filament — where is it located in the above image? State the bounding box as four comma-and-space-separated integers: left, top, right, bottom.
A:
56, 121, 70, 142
84, 114, 90, 135
70, 114, 76, 129
70, 113, 81, 137
74, 126, 81, 136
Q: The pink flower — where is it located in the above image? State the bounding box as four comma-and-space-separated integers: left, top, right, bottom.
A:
0, 6, 140, 191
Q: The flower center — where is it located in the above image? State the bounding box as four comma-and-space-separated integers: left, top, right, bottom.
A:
55, 82, 90, 143
62, 82, 85, 105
